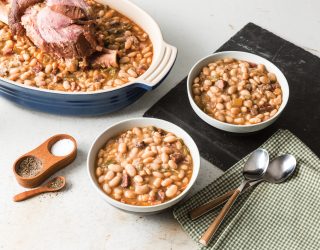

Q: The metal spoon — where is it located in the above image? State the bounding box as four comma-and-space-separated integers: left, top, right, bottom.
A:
13, 176, 66, 202
199, 148, 269, 246
190, 154, 297, 220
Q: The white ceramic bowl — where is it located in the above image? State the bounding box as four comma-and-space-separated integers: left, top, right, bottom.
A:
187, 51, 289, 133
87, 118, 200, 214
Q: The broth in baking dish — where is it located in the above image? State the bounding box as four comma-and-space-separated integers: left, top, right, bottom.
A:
95, 126, 193, 206
0, 0, 153, 92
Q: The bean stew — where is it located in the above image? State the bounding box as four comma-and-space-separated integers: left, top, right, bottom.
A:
95, 126, 193, 206
0, 0, 153, 92
192, 58, 283, 125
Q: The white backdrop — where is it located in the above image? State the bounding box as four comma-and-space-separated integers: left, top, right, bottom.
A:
1, 0, 319, 249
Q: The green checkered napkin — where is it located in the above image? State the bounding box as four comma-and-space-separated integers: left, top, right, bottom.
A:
173, 130, 320, 250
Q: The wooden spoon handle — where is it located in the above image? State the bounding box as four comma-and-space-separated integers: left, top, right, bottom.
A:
13, 187, 48, 202
190, 180, 263, 220
199, 188, 242, 246
190, 189, 236, 220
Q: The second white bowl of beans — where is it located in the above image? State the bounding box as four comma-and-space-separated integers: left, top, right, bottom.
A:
87, 118, 200, 214
187, 51, 289, 133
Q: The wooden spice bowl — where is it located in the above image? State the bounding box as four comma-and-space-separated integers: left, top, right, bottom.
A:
13, 134, 77, 188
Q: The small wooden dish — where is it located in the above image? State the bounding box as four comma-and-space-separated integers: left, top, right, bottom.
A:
13, 134, 77, 188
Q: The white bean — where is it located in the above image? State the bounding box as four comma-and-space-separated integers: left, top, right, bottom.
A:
98, 175, 105, 184
138, 194, 149, 202
161, 152, 169, 163
178, 170, 185, 179
129, 148, 139, 158
96, 167, 103, 177
142, 151, 156, 159
109, 176, 122, 187
124, 190, 136, 199
182, 177, 189, 186
134, 175, 143, 183
45, 64, 52, 74
133, 127, 142, 137
166, 185, 178, 198
128, 68, 138, 78
103, 183, 112, 194
114, 187, 123, 195
108, 164, 123, 173
118, 143, 127, 153
161, 178, 173, 187
153, 178, 162, 188
180, 164, 189, 170
125, 164, 137, 177
105, 170, 115, 180
161, 147, 171, 154
170, 175, 179, 181
114, 194, 122, 200
150, 163, 161, 170
164, 136, 177, 143
143, 157, 154, 164
168, 160, 177, 169
135, 184, 149, 195
153, 171, 164, 178
153, 136, 162, 145
143, 137, 153, 144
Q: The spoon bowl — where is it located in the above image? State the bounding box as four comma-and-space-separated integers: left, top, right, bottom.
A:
243, 148, 269, 180
45, 176, 66, 191
264, 154, 296, 183
191, 154, 297, 221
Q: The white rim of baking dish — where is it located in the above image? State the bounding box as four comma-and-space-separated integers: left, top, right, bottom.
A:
0, 0, 177, 94
87, 117, 200, 212
187, 51, 289, 129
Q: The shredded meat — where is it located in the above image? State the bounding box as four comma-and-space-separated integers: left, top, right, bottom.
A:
157, 190, 165, 202
258, 104, 274, 113
135, 141, 146, 149
170, 152, 184, 164
251, 107, 259, 116
91, 49, 118, 68
121, 172, 130, 188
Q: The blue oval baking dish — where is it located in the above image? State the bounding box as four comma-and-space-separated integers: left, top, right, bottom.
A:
0, 0, 177, 116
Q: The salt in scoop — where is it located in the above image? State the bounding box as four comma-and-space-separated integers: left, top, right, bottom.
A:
13, 176, 66, 202
13, 134, 77, 188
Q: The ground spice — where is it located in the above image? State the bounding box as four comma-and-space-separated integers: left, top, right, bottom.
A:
16, 156, 42, 177
48, 178, 64, 189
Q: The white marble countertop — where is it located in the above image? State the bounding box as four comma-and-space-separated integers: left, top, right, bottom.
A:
1, 0, 319, 249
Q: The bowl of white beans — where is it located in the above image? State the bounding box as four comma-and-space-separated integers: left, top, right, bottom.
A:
187, 51, 289, 133
87, 117, 200, 214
